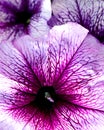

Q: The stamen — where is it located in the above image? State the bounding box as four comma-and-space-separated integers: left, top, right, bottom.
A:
45, 92, 54, 103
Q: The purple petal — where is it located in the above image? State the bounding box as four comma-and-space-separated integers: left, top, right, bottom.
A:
49, 0, 104, 43
44, 22, 89, 84
28, 0, 52, 39
0, 23, 104, 130
44, 23, 104, 109
0, 38, 49, 89
0, 0, 51, 41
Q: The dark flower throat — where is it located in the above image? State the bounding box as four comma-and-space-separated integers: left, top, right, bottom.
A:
15, 11, 33, 25
35, 86, 57, 112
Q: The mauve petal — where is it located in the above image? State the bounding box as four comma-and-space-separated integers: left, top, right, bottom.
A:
50, 0, 104, 42
51, 0, 104, 25
29, 0, 51, 38
27, 23, 104, 130
0, 35, 51, 92
0, 121, 15, 130
29, 19, 50, 39
0, 41, 43, 89
0, 23, 104, 130
55, 105, 104, 130
13, 35, 48, 59
0, 74, 26, 129
0, 0, 51, 41
47, 24, 104, 110
14, 22, 89, 86
65, 35, 104, 110
41, 0, 51, 20
13, 35, 49, 84
44, 22, 89, 84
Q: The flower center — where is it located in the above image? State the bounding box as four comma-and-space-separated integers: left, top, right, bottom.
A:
14, 11, 33, 25
35, 86, 57, 112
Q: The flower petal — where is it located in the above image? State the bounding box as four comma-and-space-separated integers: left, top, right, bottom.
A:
46, 23, 104, 111
0, 22, 104, 130
66, 35, 104, 110
44, 22, 89, 84
28, 0, 52, 39
55, 104, 104, 130
0, 39, 47, 89
41, 0, 51, 20
0, 0, 52, 41
50, 0, 104, 42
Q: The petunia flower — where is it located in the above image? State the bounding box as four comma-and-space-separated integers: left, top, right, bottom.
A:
0, 0, 51, 42
0, 22, 104, 130
48, 0, 104, 43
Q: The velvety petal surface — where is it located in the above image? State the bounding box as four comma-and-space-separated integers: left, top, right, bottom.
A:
49, 0, 104, 43
0, 0, 51, 42
29, 0, 52, 39
0, 23, 104, 130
